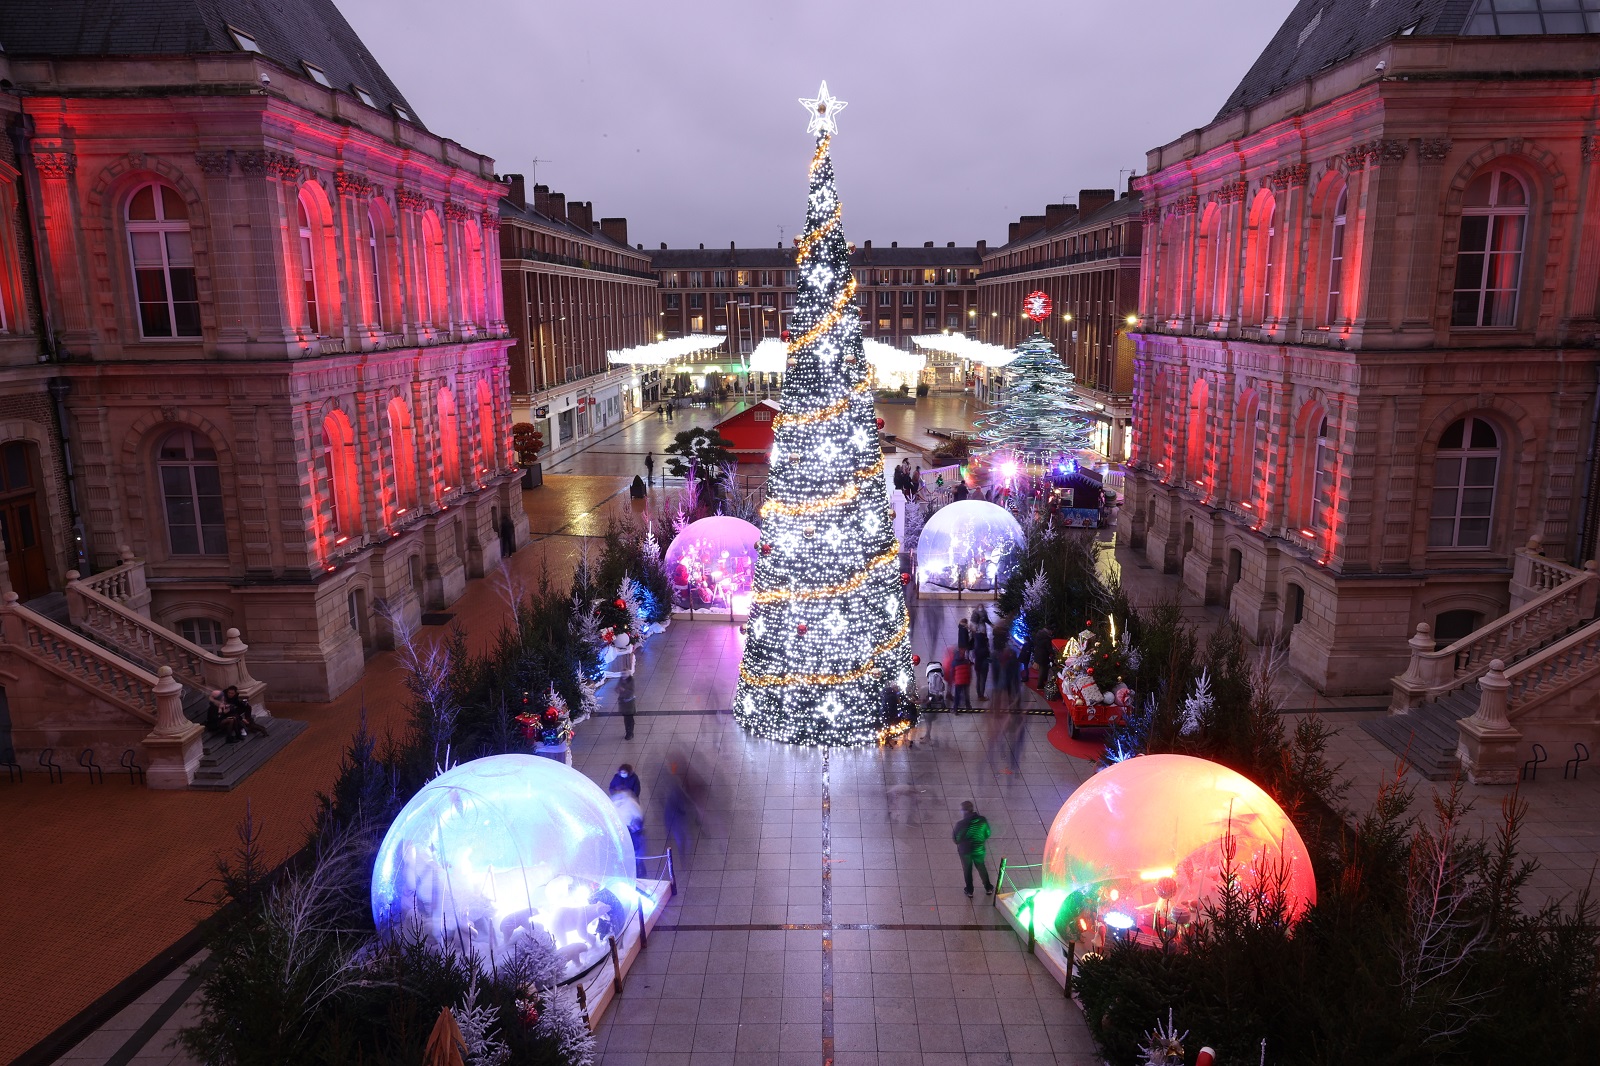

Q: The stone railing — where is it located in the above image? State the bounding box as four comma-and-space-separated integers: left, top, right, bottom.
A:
78, 547, 152, 615
1504, 617, 1600, 717
64, 570, 266, 714
0, 592, 159, 722
1390, 558, 1599, 712
1508, 537, 1587, 608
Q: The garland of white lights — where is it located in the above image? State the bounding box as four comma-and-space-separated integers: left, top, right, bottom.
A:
733, 83, 914, 747
911, 333, 1017, 367
607, 334, 726, 366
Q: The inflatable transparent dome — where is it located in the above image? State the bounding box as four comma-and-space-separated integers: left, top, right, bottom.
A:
664, 516, 760, 610
1040, 754, 1315, 939
915, 500, 1023, 592
371, 754, 637, 976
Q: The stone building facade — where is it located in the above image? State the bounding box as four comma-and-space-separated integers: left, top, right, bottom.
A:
498, 178, 657, 458
0, 1, 528, 717
976, 190, 1143, 461
1119, 3, 1600, 698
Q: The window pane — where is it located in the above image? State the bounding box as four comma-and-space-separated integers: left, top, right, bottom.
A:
127, 187, 156, 220
1432, 487, 1459, 516
3, 445, 30, 491
1464, 456, 1498, 485
1436, 455, 1462, 481
1451, 290, 1482, 327
1469, 419, 1498, 449
159, 187, 188, 221
130, 232, 164, 266
1481, 287, 1516, 328
1463, 174, 1494, 207
1429, 518, 1456, 545
1461, 488, 1494, 516
164, 231, 194, 267
1458, 518, 1491, 546
1489, 214, 1525, 253
1457, 215, 1490, 253
192, 464, 223, 496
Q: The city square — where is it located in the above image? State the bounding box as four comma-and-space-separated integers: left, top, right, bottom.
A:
3, 0, 1600, 1064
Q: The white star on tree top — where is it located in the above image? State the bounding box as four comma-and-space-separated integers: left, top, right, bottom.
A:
799, 81, 847, 136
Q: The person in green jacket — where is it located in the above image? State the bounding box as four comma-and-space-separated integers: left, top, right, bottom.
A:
953, 800, 994, 898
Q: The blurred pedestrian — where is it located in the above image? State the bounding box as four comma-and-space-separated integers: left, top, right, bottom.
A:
949, 648, 973, 710
1005, 708, 1027, 776
610, 784, 647, 878
609, 763, 641, 798
644, 452, 655, 485
971, 615, 992, 702
953, 800, 994, 898
994, 639, 1021, 711
618, 673, 637, 739
956, 617, 972, 652
887, 782, 925, 826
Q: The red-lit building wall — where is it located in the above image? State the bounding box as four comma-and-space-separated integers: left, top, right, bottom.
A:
9, 52, 528, 701
1119, 38, 1600, 696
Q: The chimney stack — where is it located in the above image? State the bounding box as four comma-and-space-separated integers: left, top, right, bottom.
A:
501, 173, 526, 208
1044, 203, 1077, 228
566, 199, 593, 233
891, 241, 898, 248
533, 184, 552, 215
545, 190, 566, 222
1078, 189, 1116, 218
947, 241, 955, 248
1014, 214, 1048, 242
600, 217, 628, 246
977, 240, 986, 252
924, 240, 934, 248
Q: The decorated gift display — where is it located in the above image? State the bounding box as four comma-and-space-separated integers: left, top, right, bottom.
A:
1054, 625, 1134, 737
371, 754, 639, 977
975, 325, 1093, 468
664, 516, 761, 612
1036, 754, 1316, 943
915, 499, 1024, 593
734, 82, 913, 746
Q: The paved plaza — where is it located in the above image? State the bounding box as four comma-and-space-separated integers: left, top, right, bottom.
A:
7, 398, 1600, 1065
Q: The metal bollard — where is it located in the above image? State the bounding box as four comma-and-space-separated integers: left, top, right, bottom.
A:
609, 935, 623, 993
993, 858, 1007, 908
575, 983, 590, 1025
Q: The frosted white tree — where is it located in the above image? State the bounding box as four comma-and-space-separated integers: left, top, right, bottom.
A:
1180, 668, 1213, 737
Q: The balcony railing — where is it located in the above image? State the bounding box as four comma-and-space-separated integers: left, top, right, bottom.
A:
505, 249, 658, 282
976, 244, 1140, 281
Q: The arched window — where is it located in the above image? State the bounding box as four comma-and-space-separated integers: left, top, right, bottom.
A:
419, 211, 446, 327
1289, 403, 1328, 531
1325, 188, 1348, 325
387, 398, 418, 513
366, 207, 385, 328
1229, 390, 1260, 502
1249, 195, 1276, 323
158, 429, 226, 555
1429, 416, 1499, 548
436, 387, 461, 491
177, 617, 224, 650
477, 379, 498, 475
461, 221, 484, 326
1312, 417, 1336, 531
1452, 170, 1527, 328
1195, 205, 1220, 321
1184, 377, 1208, 484
297, 199, 320, 334
321, 412, 361, 537
127, 183, 201, 339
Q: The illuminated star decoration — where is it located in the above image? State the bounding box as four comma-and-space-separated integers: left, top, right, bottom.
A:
799, 81, 848, 137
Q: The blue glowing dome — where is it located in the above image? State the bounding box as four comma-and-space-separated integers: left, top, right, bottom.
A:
915, 500, 1024, 592
371, 754, 637, 975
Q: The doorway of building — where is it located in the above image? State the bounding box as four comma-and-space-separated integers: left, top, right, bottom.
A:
0, 441, 50, 601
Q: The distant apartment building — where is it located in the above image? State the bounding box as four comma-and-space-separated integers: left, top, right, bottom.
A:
651, 240, 983, 391
498, 179, 657, 457
977, 189, 1144, 461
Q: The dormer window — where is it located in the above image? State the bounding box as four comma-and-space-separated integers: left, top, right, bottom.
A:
393, 105, 413, 123
303, 63, 332, 88
228, 27, 261, 52
353, 86, 376, 108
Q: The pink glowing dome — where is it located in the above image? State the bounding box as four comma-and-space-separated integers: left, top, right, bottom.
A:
663, 516, 760, 610
1042, 754, 1316, 936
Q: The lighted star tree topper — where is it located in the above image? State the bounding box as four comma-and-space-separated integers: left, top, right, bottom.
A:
733, 82, 914, 747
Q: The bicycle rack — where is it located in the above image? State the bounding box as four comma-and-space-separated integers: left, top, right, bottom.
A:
1565, 742, 1590, 781
1522, 743, 1549, 782
78, 749, 104, 785
119, 748, 146, 786
38, 748, 62, 784
1, 748, 20, 783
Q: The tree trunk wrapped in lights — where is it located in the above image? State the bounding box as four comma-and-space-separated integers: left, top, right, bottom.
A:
734, 83, 913, 746
975, 329, 1093, 466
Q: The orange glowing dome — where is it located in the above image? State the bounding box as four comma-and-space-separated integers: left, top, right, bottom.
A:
1042, 754, 1316, 937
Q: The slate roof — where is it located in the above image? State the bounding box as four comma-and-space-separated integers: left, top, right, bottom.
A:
499, 197, 640, 256
649, 245, 983, 272
0, 0, 420, 125
990, 194, 1144, 255
1215, 0, 1474, 120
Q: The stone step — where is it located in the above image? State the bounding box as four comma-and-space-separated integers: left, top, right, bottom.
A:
190, 717, 307, 791
1362, 690, 1478, 781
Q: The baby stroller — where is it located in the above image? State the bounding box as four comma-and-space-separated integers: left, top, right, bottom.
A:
923, 661, 948, 709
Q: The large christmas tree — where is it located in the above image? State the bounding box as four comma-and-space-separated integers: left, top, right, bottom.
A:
977, 328, 1093, 465
734, 83, 914, 746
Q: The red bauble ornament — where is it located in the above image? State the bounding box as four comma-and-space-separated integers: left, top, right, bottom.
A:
781, 330, 792, 341
875, 417, 885, 429
912, 654, 921, 665
900, 573, 911, 585
1023, 290, 1053, 322
543, 706, 561, 721
615, 598, 626, 609
797, 622, 808, 634
759, 541, 773, 555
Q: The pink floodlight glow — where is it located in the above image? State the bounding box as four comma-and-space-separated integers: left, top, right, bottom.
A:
1042, 754, 1316, 937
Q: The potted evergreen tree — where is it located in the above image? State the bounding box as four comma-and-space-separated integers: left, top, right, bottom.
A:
513, 422, 544, 489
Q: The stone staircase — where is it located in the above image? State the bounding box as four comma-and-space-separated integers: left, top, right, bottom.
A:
1368, 545, 1600, 783
190, 717, 308, 791
1363, 688, 1479, 780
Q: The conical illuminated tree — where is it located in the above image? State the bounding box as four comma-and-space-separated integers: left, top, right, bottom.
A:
976, 329, 1093, 464
734, 83, 914, 746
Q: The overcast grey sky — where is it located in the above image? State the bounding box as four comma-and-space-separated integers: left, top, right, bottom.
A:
341, 0, 1295, 249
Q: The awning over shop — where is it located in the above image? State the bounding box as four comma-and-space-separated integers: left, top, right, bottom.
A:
911, 333, 1017, 367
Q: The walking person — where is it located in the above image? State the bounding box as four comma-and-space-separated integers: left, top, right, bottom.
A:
609, 763, 642, 798
609, 778, 647, 878
953, 800, 994, 898
644, 451, 655, 485
971, 611, 992, 702
949, 648, 974, 711
994, 638, 1021, 712
618, 673, 637, 739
